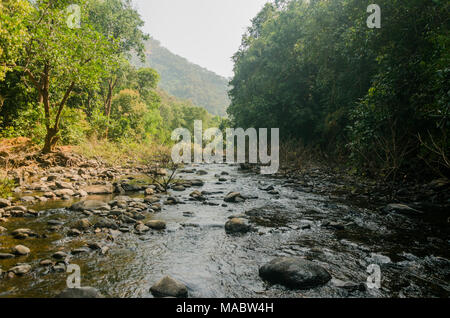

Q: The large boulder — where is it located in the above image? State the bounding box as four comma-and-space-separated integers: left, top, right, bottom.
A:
225, 218, 253, 234
259, 257, 331, 289
70, 200, 110, 212
83, 184, 114, 195
56, 287, 104, 298
150, 276, 188, 298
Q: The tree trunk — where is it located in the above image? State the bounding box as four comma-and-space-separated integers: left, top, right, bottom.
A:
42, 127, 59, 154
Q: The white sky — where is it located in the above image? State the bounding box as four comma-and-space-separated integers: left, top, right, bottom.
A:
132, 0, 270, 78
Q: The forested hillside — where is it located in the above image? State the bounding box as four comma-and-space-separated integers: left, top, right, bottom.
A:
229, 0, 449, 180
134, 38, 230, 116
0, 0, 220, 153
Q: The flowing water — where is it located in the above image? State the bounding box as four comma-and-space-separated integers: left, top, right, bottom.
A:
0, 163, 449, 298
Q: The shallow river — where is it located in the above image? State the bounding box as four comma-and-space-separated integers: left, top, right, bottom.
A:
0, 163, 449, 298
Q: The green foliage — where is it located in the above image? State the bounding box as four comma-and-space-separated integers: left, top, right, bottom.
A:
229, 0, 450, 179
0, 177, 15, 199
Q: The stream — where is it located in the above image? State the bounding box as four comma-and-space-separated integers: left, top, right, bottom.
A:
0, 162, 449, 298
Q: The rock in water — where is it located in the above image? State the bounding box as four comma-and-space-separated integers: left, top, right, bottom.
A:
259, 257, 331, 289
145, 220, 166, 230
70, 200, 110, 212
224, 192, 245, 203
13, 245, 30, 255
150, 276, 188, 298
225, 218, 252, 234
56, 287, 104, 298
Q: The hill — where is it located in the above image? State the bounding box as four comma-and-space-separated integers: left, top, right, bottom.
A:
133, 39, 230, 116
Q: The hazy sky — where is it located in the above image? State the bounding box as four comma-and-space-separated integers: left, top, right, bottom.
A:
132, 0, 269, 78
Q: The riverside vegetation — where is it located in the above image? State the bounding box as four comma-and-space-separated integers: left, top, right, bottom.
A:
0, 0, 449, 298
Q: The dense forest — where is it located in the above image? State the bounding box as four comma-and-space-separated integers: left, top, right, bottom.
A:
228, 0, 449, 180
0, 0, 219, 153
133, 38, 230, 116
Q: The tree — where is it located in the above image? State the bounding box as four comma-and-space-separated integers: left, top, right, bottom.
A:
87, 0, 149, 127
0, 0, 31, 81
18, 0, 116, 153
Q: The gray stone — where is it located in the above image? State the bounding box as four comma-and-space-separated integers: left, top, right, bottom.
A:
56, 287, 104, 298
225, 218, 252, 234
70, 200, 110, 212
150, 276, 188, 298
83, 184, 114, 194
224, 192, 245, 203
259, 257, 331, 289
94, 218, 118, 230
145, 220, 166, 230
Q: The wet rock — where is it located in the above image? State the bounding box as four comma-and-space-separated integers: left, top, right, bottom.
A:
196, 170, 208, 176
225, 218, 252, 234
172, 185, 186, 192
145, 188, 155, 196
367, 253, 391, 265
144, 196, 159, 204
83, 184, 114, 195
20, 196, 35, 203
224, 192, 246, 203
52, 263, 67, 272
383, 203, 423, 216
135, 223, 150, 233
48, 220, 64, 226
73, 218, 92, 231
57, 287, 104, 298
150, 276, 188, 298
87, 242, 102, 250
13, 245, 30, 256
0, 226, 6, 233
55, 181, 73, 190
68, 228, 82, 237
0, 253, 15, 259
12, 228, 38, 239
183, 212, 195, 217
165, 197, 180, 205
70, 200, 110, 212
321, 221, 345, 230
0, 198, 11, 208
39, 259, 53, 266
259, 257, 331, 289
71, 247, 90, 255
75, 190, 88, 197
52, 251, 68, 260
94, 218, 118, 230
218, 177, 227, 182
332, 279, 366, 292
190, 179, 205, 187
145, 220, 166, 230
9, 264, 31, 275
54, 189, 75, 197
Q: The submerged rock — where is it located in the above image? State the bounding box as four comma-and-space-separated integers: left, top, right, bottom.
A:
56, 287, 104, 298
150, 276, 188, 298
259, 257, 331, 289
225, 218, 253, 234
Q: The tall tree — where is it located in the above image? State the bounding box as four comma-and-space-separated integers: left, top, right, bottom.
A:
17, 0, 116, 153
